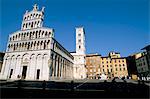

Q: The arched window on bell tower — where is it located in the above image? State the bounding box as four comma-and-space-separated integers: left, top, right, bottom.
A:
76, 27, 85, 55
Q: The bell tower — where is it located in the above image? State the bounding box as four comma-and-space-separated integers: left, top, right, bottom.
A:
71, 27, 86, 79
76, 27, 85, 55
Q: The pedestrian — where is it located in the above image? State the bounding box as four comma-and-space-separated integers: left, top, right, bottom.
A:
138, 80, 141, 84
71, 80, 74, 91
42, 80, 46, 90
17, 75, 20, 80
18, 79, 22, 90
142, 80, 145, 85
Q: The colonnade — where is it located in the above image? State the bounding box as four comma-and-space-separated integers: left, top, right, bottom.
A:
10, 30, 52, 42
7, 40, 50, 52
50, 52, 73, 79
24, 13, 43, 21
22, 20, 42, 30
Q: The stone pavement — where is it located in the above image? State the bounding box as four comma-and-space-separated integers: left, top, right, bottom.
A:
0, 79, 149, 98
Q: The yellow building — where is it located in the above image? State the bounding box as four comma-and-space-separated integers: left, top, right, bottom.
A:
86, 52, 128, 79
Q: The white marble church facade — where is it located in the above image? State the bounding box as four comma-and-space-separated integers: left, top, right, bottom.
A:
0, 4, 74, 81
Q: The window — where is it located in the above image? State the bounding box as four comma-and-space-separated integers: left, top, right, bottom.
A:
102, 62, 104, 64
107, 61, 108, 63
111, 69, 112, 72
13, 36, 14, 40
103, 65, 104, 67
10, 37, 12, 41
107, 69, 109, 72
123, 64, 125, 66
119, 64, 121, 67
107, 65, 108, 67
78, 39, 81, 42
79, 45, 81, 49
141, 68, 144, 71
48, 32, 51, 37
116, 68, 117, 71
123, 68, 125, 71
9, 69, 13, 78
45, 31, 48, 37
87, 75, 88, 78
78, 34, 81, 36
120, 68, 122, 71
23, 24, 25, 28
122, 60, 124, 62
119, 60, 120, 62
143, 58, 144, 61
115, 64, 117, 67
143, 62, 145, 65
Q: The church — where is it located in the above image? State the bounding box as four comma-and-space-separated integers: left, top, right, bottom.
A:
0, 4, 86, 81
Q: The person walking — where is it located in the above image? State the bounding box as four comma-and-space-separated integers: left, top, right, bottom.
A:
42, 80, 46, 90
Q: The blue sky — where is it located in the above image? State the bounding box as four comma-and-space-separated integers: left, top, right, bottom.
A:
0, 0, 149, 56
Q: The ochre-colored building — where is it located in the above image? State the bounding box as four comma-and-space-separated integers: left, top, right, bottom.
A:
86, 52, 128, 79
86, 53, 101, 79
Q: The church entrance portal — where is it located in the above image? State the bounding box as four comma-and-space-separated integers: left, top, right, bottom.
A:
9, 69, 13, 79
22, 66, 27, 79
36, 69, 40, 79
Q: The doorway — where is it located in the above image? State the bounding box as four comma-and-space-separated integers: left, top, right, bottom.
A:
9, 69, 13, 79
22, 66, 27, 79
36, 69, 40, 80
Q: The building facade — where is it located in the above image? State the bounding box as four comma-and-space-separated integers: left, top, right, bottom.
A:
136, 45, 150, 80
86, 52, 128, 79
0, 52, 5, 72
71, 27, 87, 79
0, 4, 74, 81
126, 53, 141, 80
141, 45, 150, 74
86, 53, 101, 79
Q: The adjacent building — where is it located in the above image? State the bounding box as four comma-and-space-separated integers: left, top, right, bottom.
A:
141, 45, 150, 72
136, 45, 150, 80
126, 53, 141, 80
86, 53, 101, 79
86, 52, 128, 79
